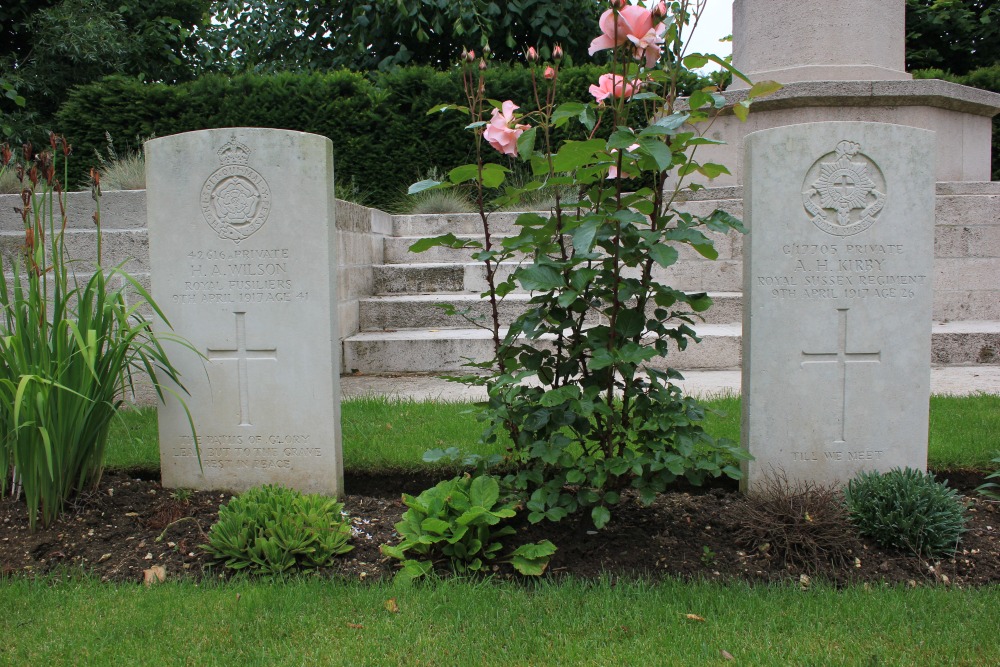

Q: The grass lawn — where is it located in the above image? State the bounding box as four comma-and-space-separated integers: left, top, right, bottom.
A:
5, 577, 999, 666
105, 393, 1000, 473
6, 392, 998, 665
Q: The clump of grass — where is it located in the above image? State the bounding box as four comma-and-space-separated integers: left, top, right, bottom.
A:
732, 471, 860, 570
406, 188, 477, 214
334, 175, 375, 207
393, 167, 477, 214
91, 132, 148, 190
0, 164, 26, 194
489, 166, 577, 212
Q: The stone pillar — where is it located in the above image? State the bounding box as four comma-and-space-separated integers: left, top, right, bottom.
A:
731, 0, 911, 88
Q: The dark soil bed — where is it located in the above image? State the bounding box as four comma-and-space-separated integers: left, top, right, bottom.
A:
2, 469, 997, 587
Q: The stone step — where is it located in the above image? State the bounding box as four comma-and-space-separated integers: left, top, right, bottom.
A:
343, 323, 743, 374
373, 260, 745, 294
359, 292, 744, 330
385, 235, 521, 264
384, 231, 743, 265
358, 289, 1000, 329
392, 212, 532, 236
342, 321, 1000, 374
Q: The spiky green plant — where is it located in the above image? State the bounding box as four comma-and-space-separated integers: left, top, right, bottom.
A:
844, 467, 968, 558
0, 137, 196, 528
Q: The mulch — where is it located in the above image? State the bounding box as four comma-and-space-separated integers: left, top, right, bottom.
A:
1, 468, 997, 587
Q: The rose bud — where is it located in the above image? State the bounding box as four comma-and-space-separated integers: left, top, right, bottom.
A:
544, 66, 556, 80
527, 46, 538, 62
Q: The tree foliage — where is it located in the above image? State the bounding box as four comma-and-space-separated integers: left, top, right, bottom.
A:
0, 0, 208, 139
198, 0, 600, 72
906, 0, 1000, 74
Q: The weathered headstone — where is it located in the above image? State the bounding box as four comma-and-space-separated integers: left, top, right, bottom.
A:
146, 128, 343, 496
741, 122, 935, 490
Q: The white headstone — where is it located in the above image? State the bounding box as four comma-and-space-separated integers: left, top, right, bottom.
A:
146, 128, 343, 496
741, 122, 935, 490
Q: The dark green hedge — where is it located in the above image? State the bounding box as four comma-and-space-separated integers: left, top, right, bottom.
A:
55, 64, 654, 206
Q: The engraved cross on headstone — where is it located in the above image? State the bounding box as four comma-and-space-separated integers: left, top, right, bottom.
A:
834, 174, 855, 201
207, 311, 277, 426
800, 308, 881, 445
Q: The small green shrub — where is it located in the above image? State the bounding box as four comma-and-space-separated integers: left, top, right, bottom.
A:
977, 455, 1000, 500
844, 468, 968, 558
380, 473, 555, 583
203, 485, 353, 575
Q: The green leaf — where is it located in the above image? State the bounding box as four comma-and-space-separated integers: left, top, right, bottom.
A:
701, 54, 752, 85
469, 475, 500, 508
687, 90, 713, 110
693, 243, 719, 260
517, 265, 564, 291
570, 218, 601, 254
408, 233, 466, 253
733, 100, 751, 122
408, 179, 443, 195
591, 506, 611, 529
748, 80, 783, 100
516, 127, 537, 158
427, 103, 469, 115
683, 54, 709, 69
551, 139, 605, 172
654, 113, 690, 132
638, 138, 672, 172
590, 347, 615, 370
608, 128, 638, 150
420, 518, 451, 535
688, 293, 714, 312
449, 164, 480, 184
510, 540, 557, 576
394, 559, 433, 585
616, 309, 645, 338
480, 163, 508, 188
551, 102, 586, 126
649, 244, 679, 268
698, 163, 731, 179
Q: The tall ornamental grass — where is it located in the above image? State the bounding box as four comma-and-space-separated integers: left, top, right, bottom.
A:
0, 136, 194, 528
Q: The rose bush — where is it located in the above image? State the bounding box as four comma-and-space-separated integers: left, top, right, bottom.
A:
410, 1, 779, 530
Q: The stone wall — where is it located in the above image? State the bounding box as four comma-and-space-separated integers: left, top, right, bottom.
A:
0, 189, 390, 404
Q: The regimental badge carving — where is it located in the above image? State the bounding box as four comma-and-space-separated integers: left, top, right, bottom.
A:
802, 140, 886, 237
200, 136, 271, 243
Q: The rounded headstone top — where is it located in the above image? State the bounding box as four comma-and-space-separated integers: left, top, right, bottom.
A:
731, 0, 910, 88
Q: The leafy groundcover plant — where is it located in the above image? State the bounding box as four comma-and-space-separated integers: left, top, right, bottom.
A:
203, 485, 353, 576
380, 473, 556, 583
0, 137, 193, 529
406, 0, 779, 537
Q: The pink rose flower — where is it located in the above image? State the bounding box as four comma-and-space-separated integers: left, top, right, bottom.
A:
589, 73, 642, 104
483, 101, 531, 156
588, 5, 665, 68
544, 66, 556, 80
